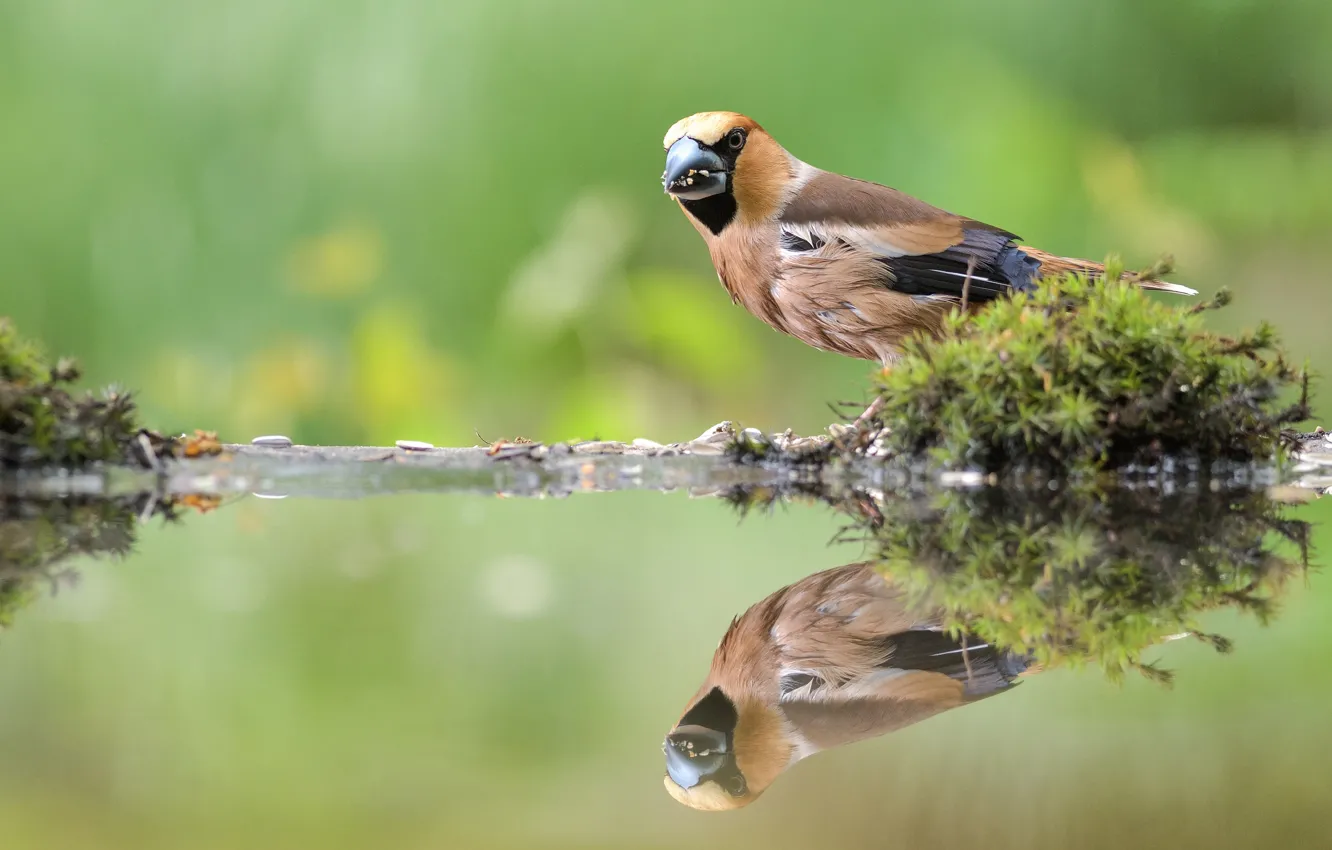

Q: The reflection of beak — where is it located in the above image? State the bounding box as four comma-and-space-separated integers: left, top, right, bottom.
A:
662, 138, 728, 200
663, 724, 730, 789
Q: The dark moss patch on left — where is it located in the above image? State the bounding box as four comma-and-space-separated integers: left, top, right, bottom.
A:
0, 496, 178, 629
0, 317, 173, 469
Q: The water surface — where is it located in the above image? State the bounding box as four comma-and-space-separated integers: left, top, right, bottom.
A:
0, 456, 1328, 850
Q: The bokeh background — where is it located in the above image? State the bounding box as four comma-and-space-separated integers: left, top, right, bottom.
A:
2, 0, 1331, 848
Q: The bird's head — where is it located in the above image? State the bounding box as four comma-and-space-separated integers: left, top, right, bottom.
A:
662, 685, 794, 811
662, 112, 795, 233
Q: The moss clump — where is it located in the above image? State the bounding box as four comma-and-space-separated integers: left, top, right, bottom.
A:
870, 482, 1309, 682
872, 263, 1310, 473
0, 317, 164, 469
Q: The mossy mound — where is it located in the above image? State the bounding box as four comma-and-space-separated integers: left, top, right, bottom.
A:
871, 263, 1311, 473
0, 317, 165, 469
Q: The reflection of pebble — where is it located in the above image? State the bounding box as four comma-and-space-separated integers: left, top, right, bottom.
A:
251, 435, 293, 447
477, 556, 553, 619
396, 440, 434, 451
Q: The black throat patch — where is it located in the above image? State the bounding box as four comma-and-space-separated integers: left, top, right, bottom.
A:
680, 191, 738, 236
679, 686, 739, 735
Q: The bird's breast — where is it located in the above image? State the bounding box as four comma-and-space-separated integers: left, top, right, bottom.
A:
707, 227, 788, 332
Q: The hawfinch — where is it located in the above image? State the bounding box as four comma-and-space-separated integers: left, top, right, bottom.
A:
661, 111, 1197, 367
662, 562, 1035, 811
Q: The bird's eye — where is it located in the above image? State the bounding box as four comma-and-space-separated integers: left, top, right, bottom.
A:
726, 129, 746, 151
726, 774, 747, 795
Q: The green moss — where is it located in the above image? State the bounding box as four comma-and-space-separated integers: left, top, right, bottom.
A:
0, 317, 163, 469
868, 482, 1309, 682
870, 263, 1311, 473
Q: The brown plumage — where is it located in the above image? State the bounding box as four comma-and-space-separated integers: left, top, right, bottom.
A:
661, 111, 1197, 366
662, 562, 1036, 811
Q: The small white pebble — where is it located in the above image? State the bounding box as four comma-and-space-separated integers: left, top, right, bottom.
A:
251, 435, 293, 448
631, 438, 664, 449
396, 440, 434, 451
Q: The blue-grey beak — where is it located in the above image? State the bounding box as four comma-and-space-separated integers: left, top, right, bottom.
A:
662, 137, 728, 201
663, 724, 731, 789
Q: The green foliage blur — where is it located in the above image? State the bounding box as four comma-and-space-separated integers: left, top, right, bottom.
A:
1, 2, 1331, 849
3, 0, 1330, 446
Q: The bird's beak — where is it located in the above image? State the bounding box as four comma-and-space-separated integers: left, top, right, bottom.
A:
663, 724, 731, 789
662, 137, 728, 200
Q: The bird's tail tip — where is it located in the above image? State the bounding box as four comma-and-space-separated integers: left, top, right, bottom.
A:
1133, 280, 1199, 297
1018, 247, 1199, 297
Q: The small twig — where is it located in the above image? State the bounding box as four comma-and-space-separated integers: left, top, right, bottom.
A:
961, 255, 977, 312
960, 633, 975, 684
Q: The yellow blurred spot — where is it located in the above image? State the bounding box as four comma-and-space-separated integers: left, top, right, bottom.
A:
235, 339, 332, 435
350, 302, 457, 443
1081, 137, 1215, 273
621, 269, 762, 393
1082, 138, 1144, 210
147, 350, 236, 421
286, 221, 383, 297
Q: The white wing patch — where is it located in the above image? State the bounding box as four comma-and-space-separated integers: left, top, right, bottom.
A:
778, 667, 912, 705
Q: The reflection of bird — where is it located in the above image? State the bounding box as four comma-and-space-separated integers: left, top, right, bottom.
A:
662, 562, 1036, 811
662, 111, 1196, 368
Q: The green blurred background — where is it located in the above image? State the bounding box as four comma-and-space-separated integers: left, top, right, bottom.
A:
1, 0, 1331, 847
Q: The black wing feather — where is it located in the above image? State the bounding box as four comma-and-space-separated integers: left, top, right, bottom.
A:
883, 228, 1042, 302
878, 628, 1033, 699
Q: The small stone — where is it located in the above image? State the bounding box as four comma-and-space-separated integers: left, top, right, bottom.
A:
396, 440, 434, 451
251, 435, 293, 448
571, 440, 625, 454
631, 438, 664, 449
693, 421, 735, 443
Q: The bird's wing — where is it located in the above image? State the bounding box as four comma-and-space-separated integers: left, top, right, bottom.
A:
771, 563, 1030, 752
779, 170, 1039, 301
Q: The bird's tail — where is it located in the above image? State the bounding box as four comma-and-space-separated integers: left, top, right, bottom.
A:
1018, 246, 1199, 297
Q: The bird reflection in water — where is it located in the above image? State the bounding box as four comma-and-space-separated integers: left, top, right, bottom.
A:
662, 480, 1311, 810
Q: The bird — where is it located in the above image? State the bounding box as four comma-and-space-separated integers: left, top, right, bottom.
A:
660, 111, 1197, 394
661, 561, 1038, 812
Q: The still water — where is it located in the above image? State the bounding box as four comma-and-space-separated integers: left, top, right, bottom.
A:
1, 452, 1329, 850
